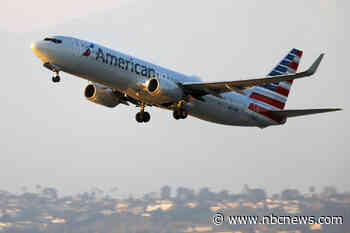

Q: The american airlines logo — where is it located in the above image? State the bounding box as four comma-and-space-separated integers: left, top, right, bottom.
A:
82, 43, 94, 57
92, 47, 160, 79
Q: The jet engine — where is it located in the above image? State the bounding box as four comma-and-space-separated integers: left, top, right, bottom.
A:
145, 78, 184, 104
84, 84, 121, 108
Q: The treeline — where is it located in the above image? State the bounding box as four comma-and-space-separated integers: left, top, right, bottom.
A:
1, 184, 348, 203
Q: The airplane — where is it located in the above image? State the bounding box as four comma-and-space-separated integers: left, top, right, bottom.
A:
31, 36, 341, 128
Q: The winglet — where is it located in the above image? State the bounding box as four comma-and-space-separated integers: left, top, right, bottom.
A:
306, 53, 324, 76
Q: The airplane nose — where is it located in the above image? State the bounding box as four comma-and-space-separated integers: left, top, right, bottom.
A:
31, 41, 43, 53
31, 41, 49, 62
30, 42, 36, 50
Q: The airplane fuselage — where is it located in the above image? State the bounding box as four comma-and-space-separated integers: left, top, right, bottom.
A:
31, 36, 284, 127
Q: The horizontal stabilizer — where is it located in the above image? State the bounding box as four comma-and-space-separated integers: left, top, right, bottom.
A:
270, 108, 342, 118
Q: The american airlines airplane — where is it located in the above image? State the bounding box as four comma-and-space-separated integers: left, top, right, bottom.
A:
31, 36, 341, 128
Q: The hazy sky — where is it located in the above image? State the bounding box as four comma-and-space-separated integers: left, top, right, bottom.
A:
0, 0, 348, 197
1, 0, 137, 32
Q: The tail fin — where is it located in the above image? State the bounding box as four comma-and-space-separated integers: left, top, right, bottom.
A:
249, 49, 303, 110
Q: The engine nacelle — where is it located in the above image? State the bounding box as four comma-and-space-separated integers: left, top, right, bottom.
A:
84, 84, 121, 108
146, 78, 184, 104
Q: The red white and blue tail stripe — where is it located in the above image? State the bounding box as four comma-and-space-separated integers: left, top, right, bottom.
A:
248, 49, 303, 123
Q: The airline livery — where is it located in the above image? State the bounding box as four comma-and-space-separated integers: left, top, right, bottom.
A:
31, 36, 341, 128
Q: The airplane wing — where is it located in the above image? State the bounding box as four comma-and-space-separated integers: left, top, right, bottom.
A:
181, 54, 324, 98
269, 108, 342, 118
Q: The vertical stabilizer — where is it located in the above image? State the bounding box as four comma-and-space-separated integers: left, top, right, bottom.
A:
248, 49, 303, 123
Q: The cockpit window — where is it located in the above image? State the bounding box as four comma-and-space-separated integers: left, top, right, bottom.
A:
44, 38, 62, 44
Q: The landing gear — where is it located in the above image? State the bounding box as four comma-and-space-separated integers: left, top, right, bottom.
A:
43, 63, 61, 83
135, 103, 151, 123
173, 110, 181, 120
52, 75, 60, 83
180, 109, 188, 119
136, 111, 150, 123
173, 109, 188, 120
173, 101, 188, 120
143, 112, 151, 122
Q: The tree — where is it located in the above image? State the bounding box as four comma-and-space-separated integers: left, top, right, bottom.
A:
198, 187, 215, 201
0, 189, 11, 198
35, 184, 42, 193
176, 187, 195, 201
247, 188, 266, 202
143, 192, 158, 202
79, 191, 95, 201
91, 187, 104, 198
309, 186, 316, 194
217, 190, 230, 201
160, 185, 171, 200
281, 189, 301, 200
110, 186, 118, 193
42, 187, 58, 200
242, 184, 251, 195
272, 193, 280, 200
322, 186, 337, 197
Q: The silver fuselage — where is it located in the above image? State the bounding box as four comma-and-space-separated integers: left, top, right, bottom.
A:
31, 36, 280, 127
